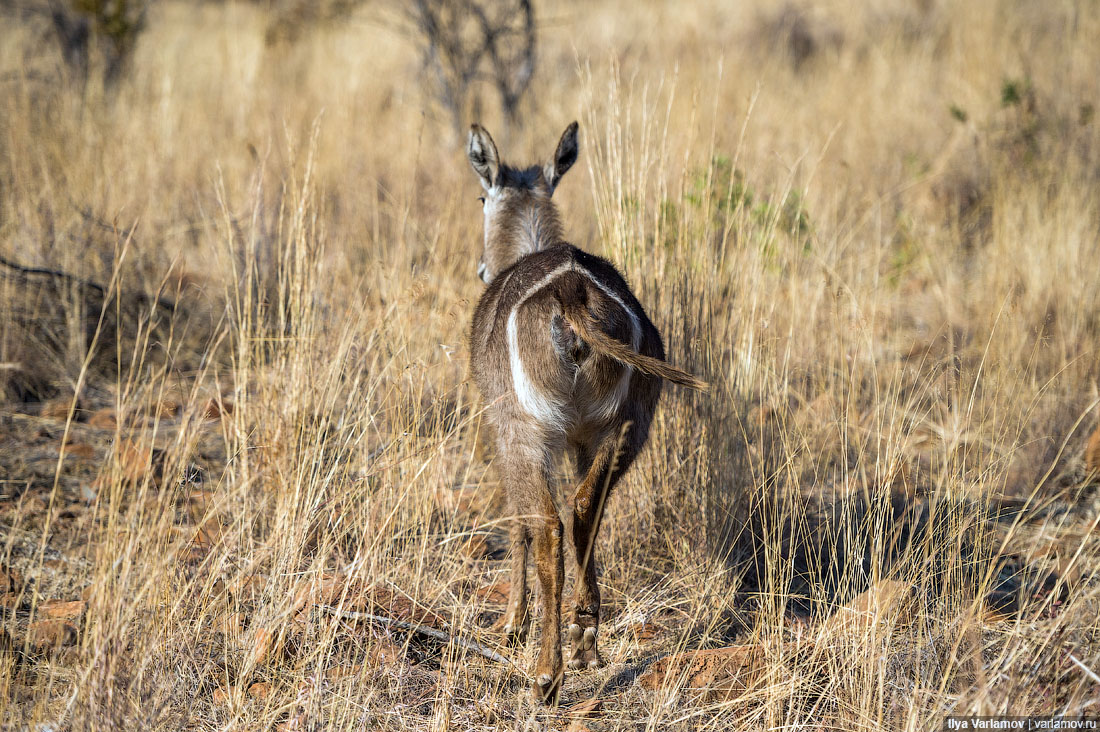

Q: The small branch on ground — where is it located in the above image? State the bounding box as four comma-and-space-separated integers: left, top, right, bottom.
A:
0, 254, 176, 313
317, 604, 520, 672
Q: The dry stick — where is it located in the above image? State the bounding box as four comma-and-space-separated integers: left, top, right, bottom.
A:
1069, 654, 1100, 686
0, 253, 177, 313
0, 253, 108, 292
316, 605, 520, 672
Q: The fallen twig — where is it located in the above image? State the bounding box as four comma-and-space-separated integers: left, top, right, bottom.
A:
317, 604, 520, 672
0, 254, 176, 313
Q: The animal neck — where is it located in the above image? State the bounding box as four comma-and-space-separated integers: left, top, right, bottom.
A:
493, 201, 564, 269
517, 202, 563, 255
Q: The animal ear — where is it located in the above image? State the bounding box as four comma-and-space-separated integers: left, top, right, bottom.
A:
467, 124, 500, 191
546, 121, 579, 192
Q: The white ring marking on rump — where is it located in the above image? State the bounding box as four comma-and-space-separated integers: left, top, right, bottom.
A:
575, 264, 642, 421
506, 259, 644, 427
508, 263, 572, 426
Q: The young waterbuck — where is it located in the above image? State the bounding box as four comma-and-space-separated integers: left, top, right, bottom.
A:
466, 121, 706, 703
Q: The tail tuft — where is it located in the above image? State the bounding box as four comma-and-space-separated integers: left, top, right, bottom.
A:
554, 276, 708, 392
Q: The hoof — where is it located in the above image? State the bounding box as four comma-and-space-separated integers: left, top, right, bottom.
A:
531, 672, 560, 704
501, 622, 525, 646
494, 611, 528, 647
567, 657, 602, 670
567, 623, 604, 671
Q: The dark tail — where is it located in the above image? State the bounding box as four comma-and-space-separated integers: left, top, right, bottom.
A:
554, 274, 708, 392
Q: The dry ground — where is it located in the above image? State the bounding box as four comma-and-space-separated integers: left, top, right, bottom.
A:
2, 0, 1100, 729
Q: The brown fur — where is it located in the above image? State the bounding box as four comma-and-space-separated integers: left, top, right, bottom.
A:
555, 273, 708, 391
465, 122, 705, 703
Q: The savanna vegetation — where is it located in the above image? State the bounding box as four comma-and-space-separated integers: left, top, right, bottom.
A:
1, 0, 1099, 729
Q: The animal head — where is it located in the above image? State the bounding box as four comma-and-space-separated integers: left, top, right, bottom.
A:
467, 122, 579, 283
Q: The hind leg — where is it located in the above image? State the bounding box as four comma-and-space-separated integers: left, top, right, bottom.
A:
566, 428, 641, 671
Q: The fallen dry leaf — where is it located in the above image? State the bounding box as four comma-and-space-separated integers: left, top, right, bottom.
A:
87, 408, 118, 430
0, 565, 22, 593
28, 619, 78, 652
39, 599, 86, 620
820, 580, 913, 636
291, 572, 346, 615
248, 681, 271, 700
628, 620, 662, 642
203, 396, 233, 420
40, 397, 76, 420
325, 664, 363, 680
115, 439, 155, 483
62, 443, 96, 460
567, 697, 603, 718
474, 581, 510, 605
250, 627, 279, 665
1086, 425, 1100, 474
639, 644, 786, 701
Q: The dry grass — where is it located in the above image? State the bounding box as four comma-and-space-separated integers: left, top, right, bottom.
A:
2, 0, 1099, 729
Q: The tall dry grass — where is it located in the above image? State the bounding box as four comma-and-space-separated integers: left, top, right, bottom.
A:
1, 0, 1099, 729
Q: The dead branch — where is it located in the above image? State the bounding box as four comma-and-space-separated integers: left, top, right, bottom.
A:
407, 0, 537, 139
0, 254, 176, 314
317, 604, 520, 672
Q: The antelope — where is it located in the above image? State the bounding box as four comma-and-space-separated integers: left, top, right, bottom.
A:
466, 121, 706, 703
